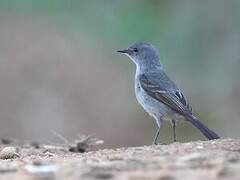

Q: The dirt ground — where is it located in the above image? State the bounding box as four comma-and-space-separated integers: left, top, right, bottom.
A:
0, 138, 240, 180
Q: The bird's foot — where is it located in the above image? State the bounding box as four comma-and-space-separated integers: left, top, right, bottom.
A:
152, 142, 166, 146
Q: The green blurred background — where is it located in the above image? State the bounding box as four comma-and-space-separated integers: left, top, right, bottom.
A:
0, 0, 239, 148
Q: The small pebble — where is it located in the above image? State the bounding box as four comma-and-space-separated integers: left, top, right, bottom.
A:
0, 147, 19, 159
25, 164, 57, 177
1, 138, 12, 145
196, 146, 203, 149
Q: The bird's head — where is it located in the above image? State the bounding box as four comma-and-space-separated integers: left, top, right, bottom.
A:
117, 42, 162, 70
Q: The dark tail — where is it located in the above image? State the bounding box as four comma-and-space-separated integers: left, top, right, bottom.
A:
185, 114, 220, 140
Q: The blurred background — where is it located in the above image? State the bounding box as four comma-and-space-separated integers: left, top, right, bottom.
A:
0, 0, 239, 148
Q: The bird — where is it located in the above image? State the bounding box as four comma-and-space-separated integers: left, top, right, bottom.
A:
117, 42, 220, 144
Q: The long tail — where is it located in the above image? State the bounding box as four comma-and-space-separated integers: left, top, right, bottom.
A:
185, 113, 220, 140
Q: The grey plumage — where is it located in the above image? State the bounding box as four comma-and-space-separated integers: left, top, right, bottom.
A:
117, 42, 220, 144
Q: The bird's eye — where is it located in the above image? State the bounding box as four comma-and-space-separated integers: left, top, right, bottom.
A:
133, 48, 138, 52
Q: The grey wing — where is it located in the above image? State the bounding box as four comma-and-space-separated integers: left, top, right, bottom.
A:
139, 73, 192, 115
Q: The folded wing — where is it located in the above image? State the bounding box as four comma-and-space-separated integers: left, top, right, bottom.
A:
139, 73, 192, 116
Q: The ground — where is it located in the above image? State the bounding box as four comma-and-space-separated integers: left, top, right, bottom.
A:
0, 139, 240, 180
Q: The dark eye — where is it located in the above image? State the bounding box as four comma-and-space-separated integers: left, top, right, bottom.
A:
133, 48, 138, 52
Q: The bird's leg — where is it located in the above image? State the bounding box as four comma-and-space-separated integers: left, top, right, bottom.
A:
152, 128, 160, 145
171, 119, 177, 142
152, 119, 162, 145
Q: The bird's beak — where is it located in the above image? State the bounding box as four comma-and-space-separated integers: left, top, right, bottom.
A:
117, 48, 131, 54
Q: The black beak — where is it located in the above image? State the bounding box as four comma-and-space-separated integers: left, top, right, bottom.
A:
117, 48, 131, 54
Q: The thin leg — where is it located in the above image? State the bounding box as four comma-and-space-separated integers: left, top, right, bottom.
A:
152, 119, 162, 145
152, 128, 160, 145
171, 120, 176, 142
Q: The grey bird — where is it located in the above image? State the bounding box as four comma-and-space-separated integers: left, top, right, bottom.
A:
117, 42, 220, 144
